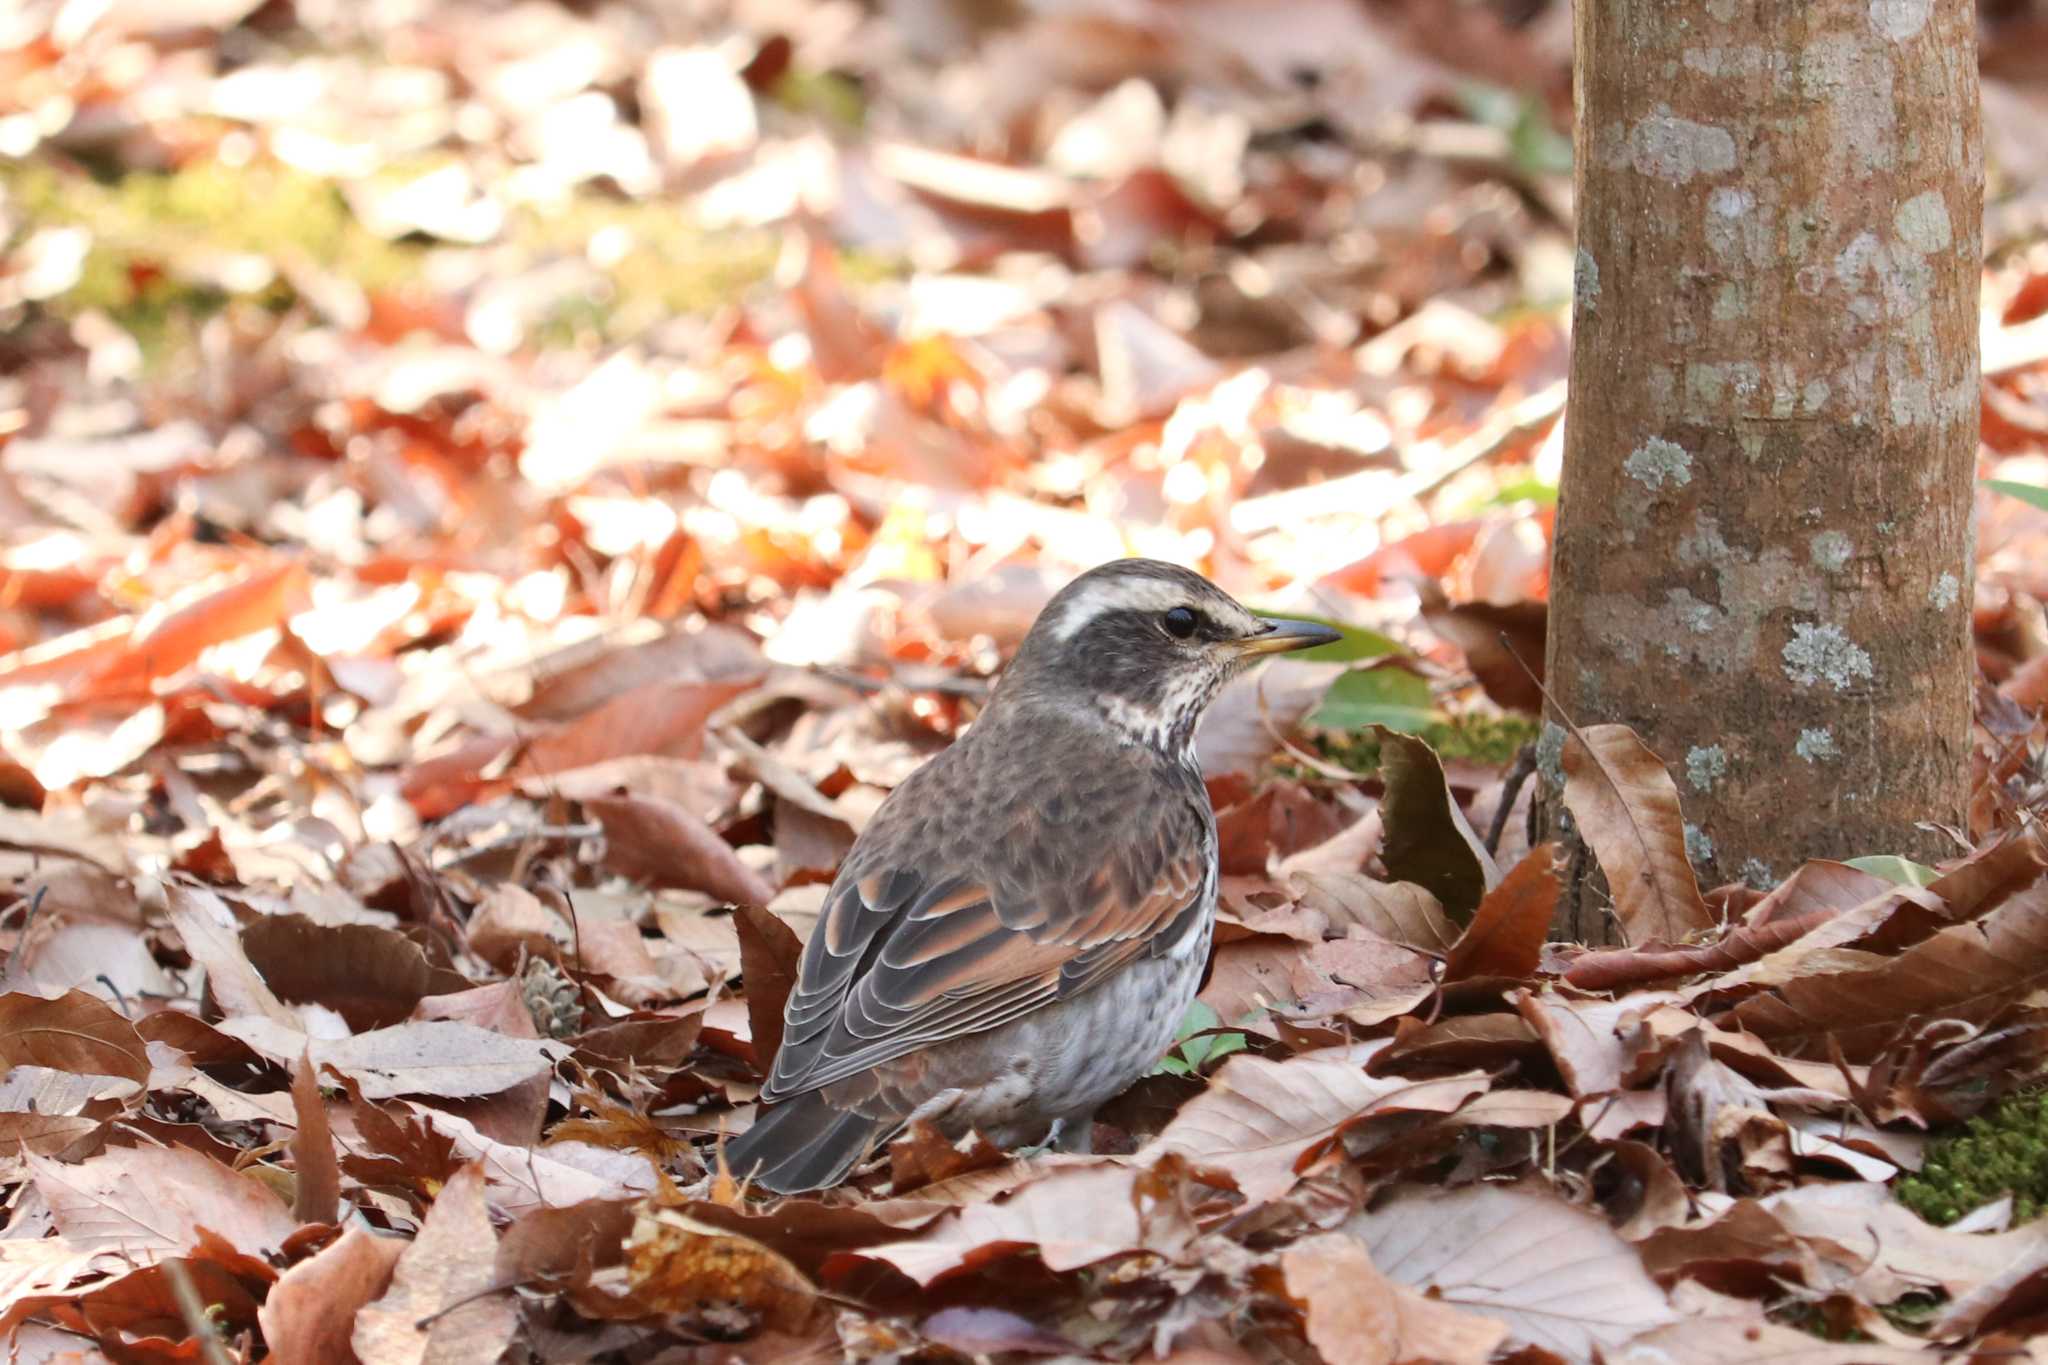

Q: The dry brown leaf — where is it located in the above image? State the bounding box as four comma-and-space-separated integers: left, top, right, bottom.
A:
624, 1206, 820, 1334
587, 793, 778, 905
405, 1105, 659, 1217
354, 1163, 517, 1365
853, 1160, 1198, 1286
1515, 989, 1692, 1097
520, 624, 763, 722
224, 1017, 564, 1099
1291, 872, 1458, 953
1727, 875, 2048, 1058
1282, 1232, 1506, 1365
164, 882, 296, 1026
1442, 843, 1559, 982
518, 678, 758, 785
291, 1052, 341, 1226
29, 1144, 297, 1258
1560, 723, 1713, 944
0, 990, 149, 1088
1618, 1318, 1930, 1364
243, 915, 469, 1031
258, 1225, 407, 1365
1347, 1182, 1679, 1357
1139, 1041, 1487, 1203
1566, 859, 1890, 991
733, 904, 803, 1071
82, 560, 308, 701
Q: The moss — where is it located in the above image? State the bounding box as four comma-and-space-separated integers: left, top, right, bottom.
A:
1895, 1089, 2048, 1226
4, 151, 890, 359
4, 155, 420, 358
1304, 710, 1542, 775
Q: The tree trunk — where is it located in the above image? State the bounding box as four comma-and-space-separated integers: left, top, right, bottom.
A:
1541, 0, 1982, 939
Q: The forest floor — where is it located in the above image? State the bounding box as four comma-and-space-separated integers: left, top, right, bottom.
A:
7, 1, 2048, 1361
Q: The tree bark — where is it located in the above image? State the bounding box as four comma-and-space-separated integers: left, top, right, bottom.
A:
1542, 0, 1981, 938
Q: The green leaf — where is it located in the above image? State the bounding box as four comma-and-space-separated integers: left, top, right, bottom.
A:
1843, 854, 1941, 888
1172, 1001, 1221, 1041
1310, 665, 1440, 733
1987, 479, 2048, 512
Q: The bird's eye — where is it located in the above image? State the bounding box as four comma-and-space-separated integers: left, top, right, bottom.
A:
1162, 606, 1199, 639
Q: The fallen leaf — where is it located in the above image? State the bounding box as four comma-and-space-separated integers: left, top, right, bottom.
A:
1442, 843, 1559, 981
854, 1160, 1199, 1286
588, 793, 778, 904
1283, 1231, 1507, 1365
30, 1144, 297, 1258
733, 904, 803, 1070
1348, 1182, 1679, 1357
624, 1206, 819, 1334
291, 1053, 341, 1225
1560, 724, 1713, 944
1727, 876, 2048, 1059
243, 915, 469, 1031
0, 990, 149, 1088
354, 1164, 518, 1365
164, 882, 296, 1026
1372, 726, 1497, 923
1564, 859, 1890, 991
223, 1018, 565, 1099
1139, 1041, 1487, 1203
258, 1225, 406, 1365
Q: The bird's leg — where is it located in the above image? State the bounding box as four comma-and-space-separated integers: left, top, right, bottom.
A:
1048, 1114, 1094, 1155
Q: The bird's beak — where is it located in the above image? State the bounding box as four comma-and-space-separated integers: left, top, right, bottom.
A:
1232, 617, 1343, 657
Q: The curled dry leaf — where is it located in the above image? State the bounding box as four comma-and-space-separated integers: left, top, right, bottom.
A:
1282, 1231, 1506, 1365
258, 1225, 406, 1365
623, 1207, 819, 1334
1514, 990, 1693, 1098
1370, 726, 1498, 924
1728, 875, 2048, 1059
1348, 1182, 1680, 1358
1139, 1041, 1487, 1204
1565, 859, 1890, 992
164, 883, 296, 1027
733, 904, 804, 1070
1560, 724, 1713, 945
1442, 842, 1559, 982
854, 1160, 1199, 1286
1291, 872, 1457, 953
290, 1053, 340, 1226
353, 1163, 518, 1365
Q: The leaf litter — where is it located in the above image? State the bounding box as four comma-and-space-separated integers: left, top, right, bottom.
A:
3, 0, 2048, 1361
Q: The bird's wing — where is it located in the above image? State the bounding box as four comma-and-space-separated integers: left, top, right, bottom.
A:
761, 769, 1213, 1103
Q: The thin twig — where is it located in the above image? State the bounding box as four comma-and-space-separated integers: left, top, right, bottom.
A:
1485, 743, 1537, 856
161, 1258, 234, 1365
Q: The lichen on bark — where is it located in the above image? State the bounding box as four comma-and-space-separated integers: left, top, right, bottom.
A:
1540, 0, 1980, 939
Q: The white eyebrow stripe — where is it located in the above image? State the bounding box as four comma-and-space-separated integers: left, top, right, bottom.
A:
1047, 574, 1261, 641
1049, 577, 1193, 639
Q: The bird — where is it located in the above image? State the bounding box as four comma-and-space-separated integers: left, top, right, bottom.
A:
722, 558, 1339, 1193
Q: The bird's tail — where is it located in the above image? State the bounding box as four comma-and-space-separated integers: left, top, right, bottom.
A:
721, 1090, 889, 1194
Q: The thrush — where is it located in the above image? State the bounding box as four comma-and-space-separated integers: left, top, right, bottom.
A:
723, 558, 1339, 1192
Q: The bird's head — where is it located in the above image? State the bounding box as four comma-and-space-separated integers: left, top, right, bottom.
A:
993, 559, 1340, 756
